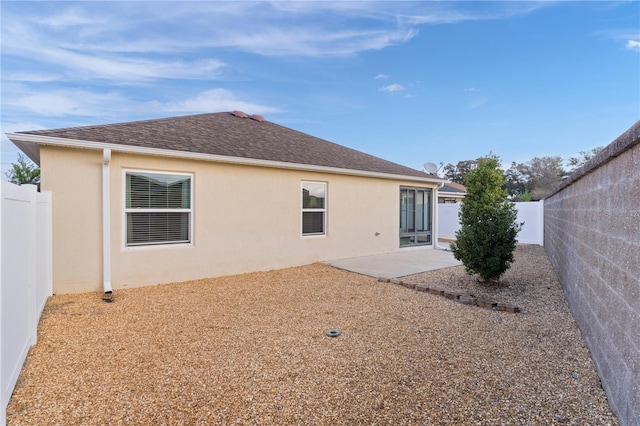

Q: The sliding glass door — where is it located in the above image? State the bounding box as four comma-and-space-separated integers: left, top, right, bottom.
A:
400, 187, 432, 246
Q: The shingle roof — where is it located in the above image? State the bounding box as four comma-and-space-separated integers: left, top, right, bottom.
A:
17, 112, 433, 179
441, 182, 467, 194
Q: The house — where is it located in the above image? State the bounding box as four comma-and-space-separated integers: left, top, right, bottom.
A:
7, 112, 447, 294
438, 182, 466, 203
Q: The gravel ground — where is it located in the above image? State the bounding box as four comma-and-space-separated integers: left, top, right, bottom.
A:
7, 245, 618, 425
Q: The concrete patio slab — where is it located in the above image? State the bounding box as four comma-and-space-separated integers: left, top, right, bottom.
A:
325, 246, 461, 279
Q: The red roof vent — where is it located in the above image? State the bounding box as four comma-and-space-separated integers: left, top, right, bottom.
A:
250, 114, 266, 122
230, 110, 248, 118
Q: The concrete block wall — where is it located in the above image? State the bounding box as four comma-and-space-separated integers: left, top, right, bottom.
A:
544, 120, 640, 426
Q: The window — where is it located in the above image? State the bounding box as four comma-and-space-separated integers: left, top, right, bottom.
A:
302, 181, 326, 236
400, 187, 432, 246
125, 171, 192, 247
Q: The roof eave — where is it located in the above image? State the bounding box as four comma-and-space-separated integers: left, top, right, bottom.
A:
6, 133, 447, 184
9, 138, 42, 165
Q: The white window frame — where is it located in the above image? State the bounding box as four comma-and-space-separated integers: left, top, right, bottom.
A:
122, 169, 194, 248
301, 181, 327, 237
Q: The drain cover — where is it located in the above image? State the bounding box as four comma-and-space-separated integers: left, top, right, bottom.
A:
326, 330, 341, 338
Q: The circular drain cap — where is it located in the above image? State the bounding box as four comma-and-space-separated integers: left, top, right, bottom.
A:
326, 330, 341, 338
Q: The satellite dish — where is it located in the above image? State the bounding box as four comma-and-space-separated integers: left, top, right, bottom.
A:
423, 162, 439, 174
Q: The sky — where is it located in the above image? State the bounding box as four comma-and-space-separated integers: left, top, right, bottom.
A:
1, 1, 639, 177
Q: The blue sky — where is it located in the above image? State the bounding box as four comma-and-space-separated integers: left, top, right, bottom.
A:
2, 1, 639, 176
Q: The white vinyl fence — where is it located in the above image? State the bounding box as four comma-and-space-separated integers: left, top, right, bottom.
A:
1, 182, 52, 426
438, 201, 544, 245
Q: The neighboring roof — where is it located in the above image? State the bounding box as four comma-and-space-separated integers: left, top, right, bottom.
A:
9, 112, 444, 182
440, 182, 467, 194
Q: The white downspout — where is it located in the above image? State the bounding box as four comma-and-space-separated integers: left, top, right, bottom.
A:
433, 182, 449, 250
102, 149, 113, 299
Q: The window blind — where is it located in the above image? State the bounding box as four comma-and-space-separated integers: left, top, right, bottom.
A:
302, 181, 326, 236
125, 171, 192, 246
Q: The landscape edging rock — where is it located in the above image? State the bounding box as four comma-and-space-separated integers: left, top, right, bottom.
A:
377, 277, 521, 313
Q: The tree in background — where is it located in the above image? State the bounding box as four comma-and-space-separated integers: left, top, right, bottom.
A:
442, 153, 501, 184
566, 146, 603, 173
514, 156, 566, 200
444, 146, 604, 200
442, 159, 478, 184
450, 157, 522, 282
5, 153, 40, 187
502, 161, 529, 200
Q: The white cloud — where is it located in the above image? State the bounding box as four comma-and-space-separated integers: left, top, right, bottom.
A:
380, 84, 405, 93
145, 89, 280, 116
32, 6, 108, 30
3, 37, 225, 82
1, 72, 65, 83
626, 40, 640, 52
374, 74, 389, 79
5, 89, 129, 117
2, 2, 544, 61
464, 87, 486, 108
3, 86, 280, 119
469, 98, 488, 109
12, 94, 86, 116
593, 29, 640, 52
594, 29, 640, 41
217, 27, 417, 57
1, 16, 225, 83
403, 2, 549, 25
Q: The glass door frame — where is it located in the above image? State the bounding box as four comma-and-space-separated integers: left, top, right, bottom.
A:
399, 186, 433, 247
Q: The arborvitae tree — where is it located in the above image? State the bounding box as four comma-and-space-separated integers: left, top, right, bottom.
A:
450, 157, 522, 282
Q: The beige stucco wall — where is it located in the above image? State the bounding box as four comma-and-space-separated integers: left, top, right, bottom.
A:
41, 146, 437, 294
41, 146, 103, 293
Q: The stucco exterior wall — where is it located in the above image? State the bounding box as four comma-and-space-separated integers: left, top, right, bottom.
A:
544, 121, 639, 426
41, 146, 103, 293
41, 146, 437, 294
